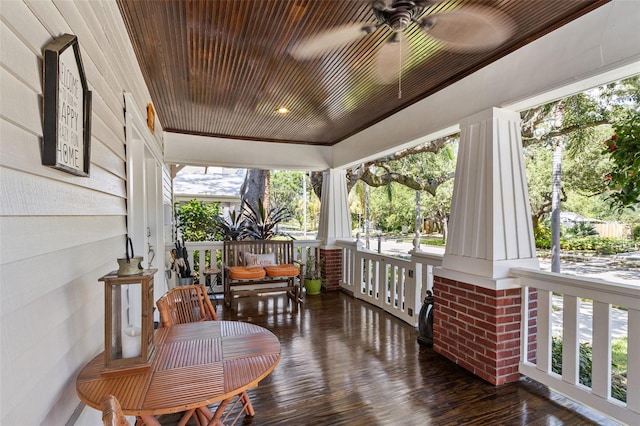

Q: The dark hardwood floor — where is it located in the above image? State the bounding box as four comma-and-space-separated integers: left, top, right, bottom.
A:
158, 291, 619, 426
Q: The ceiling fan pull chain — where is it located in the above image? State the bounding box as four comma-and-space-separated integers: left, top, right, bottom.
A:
398, 36, 403, 99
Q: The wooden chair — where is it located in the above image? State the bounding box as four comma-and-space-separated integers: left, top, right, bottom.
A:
101, 395, 130, 426
156, 285, 255, 422
156, 284, 218, 327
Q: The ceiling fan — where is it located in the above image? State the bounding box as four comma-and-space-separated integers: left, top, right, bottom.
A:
289, 0, 515, 83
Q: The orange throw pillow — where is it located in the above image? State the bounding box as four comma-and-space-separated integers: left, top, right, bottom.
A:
228, 266, 266, 280
264, 264, 300, 278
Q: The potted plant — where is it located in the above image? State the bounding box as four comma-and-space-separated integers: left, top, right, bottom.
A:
303, 254, 322, 295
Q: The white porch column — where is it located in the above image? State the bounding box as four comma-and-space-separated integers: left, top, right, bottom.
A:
433, 107, 539, 385
316, 169, 352, 291
441, 107, 539, 286
316, 168, 352, 246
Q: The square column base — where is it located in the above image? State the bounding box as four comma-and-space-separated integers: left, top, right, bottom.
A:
320, 248, 342, 291
433, 274, 522, 385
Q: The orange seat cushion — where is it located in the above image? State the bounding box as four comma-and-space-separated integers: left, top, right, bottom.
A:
228, 266, 266, 280
264, 264, 300, 278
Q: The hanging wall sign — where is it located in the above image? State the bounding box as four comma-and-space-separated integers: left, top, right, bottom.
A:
42, 34, 92, 176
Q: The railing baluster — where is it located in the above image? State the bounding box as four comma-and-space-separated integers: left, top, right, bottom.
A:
591, 301, 611, 399
562, 294, 579, 385
537, 289, 552, 374
628, 308, 640, 413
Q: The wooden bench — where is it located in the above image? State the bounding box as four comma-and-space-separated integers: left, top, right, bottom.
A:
223, 240, 302, 310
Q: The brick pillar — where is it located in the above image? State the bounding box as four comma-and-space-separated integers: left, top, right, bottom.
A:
320, 248, 342, 291
433, 275, 521, 385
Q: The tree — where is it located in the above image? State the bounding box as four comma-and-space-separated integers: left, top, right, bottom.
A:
523, 76, 640, 230
271, 170, 320, 230
174, 199, 220, 241
603, 109, 640, 209
310, 136, 456, 200
240, 169, 269, 213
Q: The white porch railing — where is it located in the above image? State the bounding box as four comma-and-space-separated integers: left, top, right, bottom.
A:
335, 239, 443, 326
512, 267, 640, 425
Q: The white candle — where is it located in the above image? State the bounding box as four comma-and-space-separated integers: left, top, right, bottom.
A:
122, 325, 142, 358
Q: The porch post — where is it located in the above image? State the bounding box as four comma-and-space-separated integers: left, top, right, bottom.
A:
317, 169, 352, 291
434, 107, 539, 385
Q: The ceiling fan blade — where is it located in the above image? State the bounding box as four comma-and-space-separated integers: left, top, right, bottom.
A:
375, 34, 409, 84
424, 6, 515, 52
289, 23, 373, 60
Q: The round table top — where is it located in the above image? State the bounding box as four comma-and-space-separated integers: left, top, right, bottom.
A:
76, 320, 281, 416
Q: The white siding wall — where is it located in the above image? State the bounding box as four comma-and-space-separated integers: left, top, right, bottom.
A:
0, 1, 166, 424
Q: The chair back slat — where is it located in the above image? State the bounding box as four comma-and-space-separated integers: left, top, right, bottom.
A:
156, 284, 217, 327
101, 395, 130, 426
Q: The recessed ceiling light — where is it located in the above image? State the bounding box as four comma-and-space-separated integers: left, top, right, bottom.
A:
276, 107, 290, 114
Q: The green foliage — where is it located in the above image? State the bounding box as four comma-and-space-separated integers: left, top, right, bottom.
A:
174, 199, 220, 242
632, 224, 640, 241
369, 183, 415, 231
603, 110, 640, 210
419, 237, 446, 247
560, 237, 632, 255
551, 336, 627, 403
304, 254, 321, 280
363, 144, 456, 233
213, 210, 247, 241
551, 337, 593, 389
611, 338, 628, 403
563, 222, 598, 239
243, 199, 293, 240
534, 225, 552, 249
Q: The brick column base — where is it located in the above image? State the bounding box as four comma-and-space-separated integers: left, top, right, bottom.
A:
320, 248, 342, 291
433, 275, 522, 385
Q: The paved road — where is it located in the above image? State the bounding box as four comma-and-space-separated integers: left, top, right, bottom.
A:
376, 238, 639, 285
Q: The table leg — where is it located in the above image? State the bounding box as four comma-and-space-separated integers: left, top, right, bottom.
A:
239, 391, 255, 417
207, 398, 231, 426
177, 408, 196, 426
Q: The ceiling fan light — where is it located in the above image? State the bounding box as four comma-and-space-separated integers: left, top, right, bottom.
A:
362, 25, 377, 34
419, 17, 435, 31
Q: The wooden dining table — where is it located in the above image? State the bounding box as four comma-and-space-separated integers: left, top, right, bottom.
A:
76, 320, 281, 425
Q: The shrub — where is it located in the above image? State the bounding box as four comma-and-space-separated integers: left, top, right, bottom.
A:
174, 199, 220, 242
534, 225, 551, 249
632, 224, 640, 241
560, 237, 632, 254
552, 336, 627, 402
564, 222, 598, 239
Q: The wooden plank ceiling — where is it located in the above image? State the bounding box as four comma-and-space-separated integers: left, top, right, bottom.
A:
117, 0, 608, 146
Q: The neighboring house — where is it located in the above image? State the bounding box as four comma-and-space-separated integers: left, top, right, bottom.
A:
561, 212, 630, 239
173, 166, 245, 215
560, 212, 604, 226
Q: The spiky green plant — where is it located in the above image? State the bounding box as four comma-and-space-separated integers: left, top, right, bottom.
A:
242, 199, 293, 240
